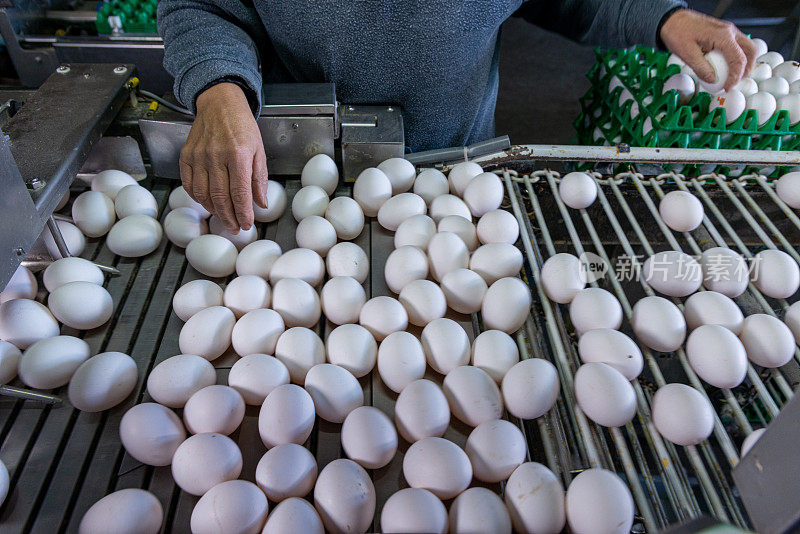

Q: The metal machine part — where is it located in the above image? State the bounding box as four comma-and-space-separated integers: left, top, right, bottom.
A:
340, 104, 404, 178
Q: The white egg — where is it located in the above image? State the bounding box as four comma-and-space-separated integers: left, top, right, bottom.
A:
465, 419, 525, 483
228, 353, 289, 404
314, 459, 376, 534
19, 335, 89, 388
0, 298, 59, 349
470, 242, 524, 285
578, 328, 643, 380
450, 487, 512, 534
304, 363, 363, 423
663, 73, 696, 104
505, 462, 565, 534
236, 239, 282, 279
759, 51, 785, 68
378, 157, 416, 194
414, 168, 449, 205
700, 247, 749, 297
48, 281, 113, 330
208, 216, 258, 251
256, 443, 317, 501
774, 60, 800, 83
443, 365, 503, 427
785, 300, 800, 344
326, 242, 369, 283
296, 215, 337, 256
659, 190, 704, 232
146, 354, 215, 408
569, 287, 623, 335
68, 351, 137, 412
792, 79, 800, 93
0, 341, 21, 384
259, 384, 315, 448
190, 480, 268, 534
171, 432, 242, 496
741, 428, 766, 458
686, 324, 747, 388
699, 50, 729, 93
164, 207, 208, 247
41, 220, 85, 258
683, 291, 744, 333
428, 231, 469, 281
395, 379, 449, 442
752, 249, 800, 298
353, 167, 392, 217
71, 191, 116, 237
291, 185, 329, 221
326, 323, 376, 377
342, 405, 398, 469
119, 402, 186, 466
381, 488, 447, 534
574, 362, 636, 427
106, 214, 163, 258
253, 180, 288, 222
541, 253, 585, 303
272, 277, 322, 328
301, 153, 339, 195
185, 234, 238, 277
558, 172, 597, 209
482, 277, 531, 333
262, 498, 323, 534
377, 192, 427, 231
384, 245, 429, 293
630, 296, 686, 352
471, 330, 518, 383
440, 268, 487, 314
274, 327, 325, 383
463, 172, 504, 217
172, 279, 223, 322
223, 275, 271, 318
476, 209, 519, 244
429, 194, 471, 223
746, 91, 777, 125
681, 63, 700, 83
324, 196, 365, 240
421, 317, 470, 374
642, 250, 702, 297
448, 161, 483, 196
777, 171, 800, 208
733, 77, 758, 97
377, 332, 426, 394
114, 184, 158, 219
320, 277, 366, 325
359, 296, 408, 341
169, 186, 211, 218
759, 76, 790, 98
395, 214, 437, 250
501, 358, 559, 420
750, 62, 773, 82
79, 489, 162, 534
566, 468, 634, 534
651, 383, 714, 445
751, 38, 768, 57
271, 248, 325, 286
91, 169, 136, 200
1, 264, 37, 303
183, 384, 245, 435
438, 215, 478, 251
178, 305, 235, 360
403, 437, 472, 500
399, 279, 446, 326
739, 313, 795, 368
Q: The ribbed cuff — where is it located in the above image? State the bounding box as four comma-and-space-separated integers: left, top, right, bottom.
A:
624, 0, 687, 49
175, 57, 262, 116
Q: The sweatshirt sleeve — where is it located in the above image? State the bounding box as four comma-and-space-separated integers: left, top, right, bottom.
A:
518, 0, 687, 49
157, 0, 267, 114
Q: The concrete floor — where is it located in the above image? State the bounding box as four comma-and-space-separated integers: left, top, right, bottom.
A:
494, 0, 799, 145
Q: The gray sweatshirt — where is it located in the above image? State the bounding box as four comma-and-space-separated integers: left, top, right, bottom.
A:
158, 0, 685, 152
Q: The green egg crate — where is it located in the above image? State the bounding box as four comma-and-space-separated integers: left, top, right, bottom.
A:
573, 46, 800, 177
96, 0, 158, 35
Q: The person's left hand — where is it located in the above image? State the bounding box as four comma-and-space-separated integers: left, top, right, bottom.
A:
660, 9, 758, 91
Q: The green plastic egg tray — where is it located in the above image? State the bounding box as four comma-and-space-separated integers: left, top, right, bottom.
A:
573, 46, 800, 177
96, 0, 158, 35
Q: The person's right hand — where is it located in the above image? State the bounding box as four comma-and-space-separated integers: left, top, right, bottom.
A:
179, 82, 268, 233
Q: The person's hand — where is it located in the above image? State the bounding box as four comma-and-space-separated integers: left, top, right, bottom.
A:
660, 9, 757, 91
179, 82, 268, 233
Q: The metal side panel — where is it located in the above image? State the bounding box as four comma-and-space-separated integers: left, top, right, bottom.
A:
0, 134, 38, 287
340, 105, 404, 181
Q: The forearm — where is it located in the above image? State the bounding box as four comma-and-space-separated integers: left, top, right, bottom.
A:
157, 0, 267, 114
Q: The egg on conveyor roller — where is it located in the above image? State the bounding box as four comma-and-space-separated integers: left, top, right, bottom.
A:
394, 378, 450, 442
145, 354, 215, 408
398, 279, 446, 327
558, 172, 597, 209
91, 169, 136, 200
630, 296, 686, 352
394, 214, 436, 250
540, 253, 586, 303
739, 313, 796, 368
262, 498, 323, 534
481, 277, 531, 334
41, 257, 103, 295
227, 353, 289, 405
700, 247, 749, 297
476, 209, 519, 245
0, 264, 37, 303
377, 332, 427, 395
568, 287, 623, 335
271, 277, 321, 328
41, 220, 85, 259
440, 268, 487, 315
574, 362, 637, 428
413, 168, 449, 206
501, 358, 560, 420
178, 305, 235, 360
505, 462, 565, 534
291, 185, 329, 221
751, 248, 800, 299
442, 365, 503, 427
378, 157, 416, 195
253, 180, 288, 223
169, 185, 211, 218
164, 207, 208, 248
470, 329, 519, 383
270, 248, 325, 286
685, 324, 747, 389
182, 384, 245, 435
314, 459, 375, 534
658, 190, 704, 232
421, 317, 470, 375
326, 325, 376, 378
320, 277, 367, 326
300, 153, 339, 195
19, 335, 90, 389
380, 488, 447, 534
651, 383, 714, 446
341, 405, 398, 469
209, 216, 258, 251
78, 489, 163, 534
236, 239, 282, 279
304, 363, 363, 423
448, 161, 483, 196
222, 274, 271, 318
190, 480, 268, 534
106, 214, 163, 257
683, 291, 744, 333
119, 402, 186, 466
402, 437, 472, 500
185, 234, 238, 278
469, 242, 523, 285
255, 443, 317, 501
577, 328, 643, 380
642, 250, 702, 297
273, 327, 325, 384
449, 487, 512, 534
114, 184, 158, 219
326, 242, 369, 283
71, 190, 116, 238
0, 341, 21, 386
171, 432, 243, 496
377, 193, 427, 231
324, 196, 365, 240
358, 296, 408, 341
437, 215, 478, 251
68, 351, 137, 412
565, 468, 634, 534
464, 419, 526, 483
258, 384, 315, 448
353, 168, 392, 217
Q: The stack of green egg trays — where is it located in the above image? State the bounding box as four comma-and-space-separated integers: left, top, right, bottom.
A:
96, 0, 158, 34
574, 45, 800, 177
